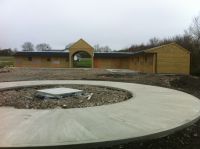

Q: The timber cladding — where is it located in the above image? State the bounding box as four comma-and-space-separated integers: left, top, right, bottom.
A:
128, 53, 155, 73
146, 43, 190, 74
94, 57, 129, 69
15, 56, 69, 68
14, 39, 190, 74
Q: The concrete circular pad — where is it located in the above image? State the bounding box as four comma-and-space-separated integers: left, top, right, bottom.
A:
0, 80, 200, 148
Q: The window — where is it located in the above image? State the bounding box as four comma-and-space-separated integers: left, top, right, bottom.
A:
47, 58, 51, 62
28, 57, 32, 61
145, 55, 148, 63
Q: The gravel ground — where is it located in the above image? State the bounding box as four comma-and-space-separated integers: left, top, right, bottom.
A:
0, 68, 200, 149
0, 85, 131, 109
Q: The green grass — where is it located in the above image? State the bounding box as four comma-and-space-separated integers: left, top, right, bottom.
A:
73, 59, 92, 68
0, 56, 14, 68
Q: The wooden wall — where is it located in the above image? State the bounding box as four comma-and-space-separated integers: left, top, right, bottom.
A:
129, 54, 155, 73
94, 57, 129, 69
146, 44, 190, 74
15, 56, 69, 68
94, 54, 155, 73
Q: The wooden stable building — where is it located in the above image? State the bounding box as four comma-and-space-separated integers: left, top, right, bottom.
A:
15, 39, 190, 74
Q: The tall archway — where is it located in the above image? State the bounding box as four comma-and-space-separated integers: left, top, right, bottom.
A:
69, 39, 94, 68
72, 51, 92, 68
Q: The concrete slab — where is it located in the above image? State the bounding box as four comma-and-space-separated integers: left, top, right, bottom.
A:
0, 80, 200, 148
106, 69, 138, 73
37, 87, 83, 97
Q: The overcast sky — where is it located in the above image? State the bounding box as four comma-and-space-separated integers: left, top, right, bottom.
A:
0, 0, 200, 50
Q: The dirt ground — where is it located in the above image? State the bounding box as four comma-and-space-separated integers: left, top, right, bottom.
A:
0, 85, 131, 109
0, 67, 200, 149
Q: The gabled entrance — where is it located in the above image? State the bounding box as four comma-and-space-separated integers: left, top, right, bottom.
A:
69, 39, 94, 68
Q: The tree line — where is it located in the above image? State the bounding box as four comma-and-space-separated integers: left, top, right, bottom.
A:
22, 42, 52, 51
21, 42, 112, 52
0, 48, 16, 56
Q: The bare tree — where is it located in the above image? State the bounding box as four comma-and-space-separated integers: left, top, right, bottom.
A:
189, 14, 200, 44
149, 37, 160, 46
103, 46, 111, 52
94, 44, 111, 52
13, 48, 18, 53
94, 44, 101, 52
36, 43, 51, 51
22, 42, 34, 51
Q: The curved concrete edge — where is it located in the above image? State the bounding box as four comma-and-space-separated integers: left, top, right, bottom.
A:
8, 116, 198, 149
0, 80, 200, 148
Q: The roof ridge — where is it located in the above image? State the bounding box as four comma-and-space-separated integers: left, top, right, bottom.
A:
69, 38, 94, 49
144, 42, 177, 51
146, 42, 190, 53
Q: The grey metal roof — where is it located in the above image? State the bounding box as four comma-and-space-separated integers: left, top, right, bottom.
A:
15, 51, 69, 57
94, 51, 145, 58
15, 50, 147, 58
